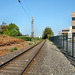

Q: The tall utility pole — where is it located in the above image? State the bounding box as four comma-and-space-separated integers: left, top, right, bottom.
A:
31, 16, 34, 41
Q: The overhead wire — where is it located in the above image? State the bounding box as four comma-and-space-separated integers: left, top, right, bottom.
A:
18, 0, 30, 19
23, 0, 32, 16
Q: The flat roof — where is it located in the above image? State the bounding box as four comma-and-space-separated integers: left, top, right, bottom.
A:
62, 32, 68, 33
62, 29, 69, 30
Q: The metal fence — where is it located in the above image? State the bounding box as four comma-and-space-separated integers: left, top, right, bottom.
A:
49, 33, 75, 58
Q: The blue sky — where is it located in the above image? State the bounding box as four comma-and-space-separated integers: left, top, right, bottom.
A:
0, 0, 75, 37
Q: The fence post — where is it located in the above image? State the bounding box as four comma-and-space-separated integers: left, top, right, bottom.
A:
60, 35, 62, 47
72, 33, 74, 57
66, 34, 68, 53
63, 35, 64, 49
61, 35, 63, 47
61, 35, 62, 47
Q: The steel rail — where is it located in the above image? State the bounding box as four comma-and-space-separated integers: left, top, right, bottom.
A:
19, 40, 46, 75
0, 40, 43, 67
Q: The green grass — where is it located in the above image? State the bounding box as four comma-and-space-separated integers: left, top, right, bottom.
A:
14, 36, 31, 41
34, 41, 39, 44
14, 47, 18, 50
10, 48, 14, 52
10, 47, 18, 52
34, 41, 37, 44
29, 43, 33, 45
33, 37, 42, 41
57, 46, 62, 49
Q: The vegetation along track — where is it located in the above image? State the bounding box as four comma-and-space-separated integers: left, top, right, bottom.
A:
0, 40, 46, 75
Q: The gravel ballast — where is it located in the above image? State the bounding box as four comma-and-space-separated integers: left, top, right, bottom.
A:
0, 41, 45, 75
23, 40, 75, 75
0, 44, 34, 64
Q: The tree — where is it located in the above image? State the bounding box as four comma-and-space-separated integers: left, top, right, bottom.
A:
0, 22, 7, 34
24, 34, 29, 37
42, 27, 54, 39
3, 23, 22, 36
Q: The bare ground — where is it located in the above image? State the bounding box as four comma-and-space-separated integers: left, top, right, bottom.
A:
0, 34, 35, 56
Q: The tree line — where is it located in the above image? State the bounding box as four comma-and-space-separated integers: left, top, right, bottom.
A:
0, 22, 54, 39
0, 22, 22, 36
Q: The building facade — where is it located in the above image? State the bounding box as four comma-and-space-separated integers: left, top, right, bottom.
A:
62, 12, 75, 38
71, 12, 75, 33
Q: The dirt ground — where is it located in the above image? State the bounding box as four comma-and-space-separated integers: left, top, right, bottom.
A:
0, 34, 36, 56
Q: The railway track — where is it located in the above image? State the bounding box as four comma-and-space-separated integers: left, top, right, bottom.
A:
0, 40, 46, 75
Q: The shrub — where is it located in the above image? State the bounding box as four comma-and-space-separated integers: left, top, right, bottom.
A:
10, 48, 14, 52
15, 36, 31, 41
29, 43, 33, 45
14, 47, 18, 50
34, 37, 42, 41
34, 41, 37, 44
10, 47, 18, 52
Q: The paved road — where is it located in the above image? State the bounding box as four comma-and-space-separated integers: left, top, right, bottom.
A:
24, 40, 75, 75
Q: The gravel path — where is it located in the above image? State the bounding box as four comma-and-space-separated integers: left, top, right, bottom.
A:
23, 40, 75, 75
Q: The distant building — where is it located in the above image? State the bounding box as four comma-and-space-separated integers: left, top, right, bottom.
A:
61, 12, 75, 38
62, 29, 69, 34
71, 12, 75, 33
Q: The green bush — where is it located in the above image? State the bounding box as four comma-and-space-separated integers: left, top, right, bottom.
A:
3, 23, 22, 36
29, 43, 33, 45
15, 36, 31, 41
34, 41, 37, 44
34, 37, 42, 41
10, 47, 18, 52
10, 48, 14, 52
14, 47, 18, 50
35, 41, 39, 44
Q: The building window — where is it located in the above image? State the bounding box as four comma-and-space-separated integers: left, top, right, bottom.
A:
62, 30, 69, 32
72, 17, 75, 21
72, 26, 75, 29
